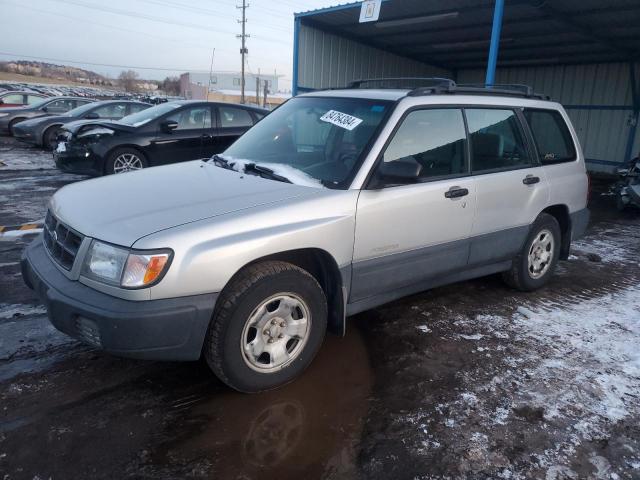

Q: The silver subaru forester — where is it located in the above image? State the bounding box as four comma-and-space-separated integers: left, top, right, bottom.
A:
22, 81, 589, 392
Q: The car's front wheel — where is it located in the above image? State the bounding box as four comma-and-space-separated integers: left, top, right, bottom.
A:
503, 213, 561, 291
8, 118, 25, 136
204, 261, 327, 393
105, 148, 148, 175
43, 125, 62, 150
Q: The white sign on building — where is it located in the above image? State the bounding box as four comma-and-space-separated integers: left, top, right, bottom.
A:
359, 0, 381, 23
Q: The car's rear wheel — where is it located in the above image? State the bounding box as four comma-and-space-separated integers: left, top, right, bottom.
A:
105, 148, 148, 175
8, 118, 25, 136
204, 261, 327, 393
43, 125, 62, 150
502, 213, 561, 291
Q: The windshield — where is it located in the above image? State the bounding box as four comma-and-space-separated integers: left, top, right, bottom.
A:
221, 96, 392, 189
65, 102, 101, 117
118, 101, 181, 127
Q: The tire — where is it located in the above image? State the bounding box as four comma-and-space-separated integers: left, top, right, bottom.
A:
105, 147, 148, 175
8, 118, 25, 136
502, 213, 562, 292
204, 261, 328, 393
43, 125, 62, 151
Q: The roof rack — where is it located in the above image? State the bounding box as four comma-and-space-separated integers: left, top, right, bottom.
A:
347, 77, 455, 90
344, 77, 550, 100
407, 81, 550, 100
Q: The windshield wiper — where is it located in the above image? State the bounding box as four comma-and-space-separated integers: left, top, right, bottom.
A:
244, 163, 292, 184
211, 154, 234, 170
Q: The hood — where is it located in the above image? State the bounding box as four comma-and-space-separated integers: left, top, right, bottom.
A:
50, 160, 322, 246
14, 115, 69, 129
63, 119, 134, 137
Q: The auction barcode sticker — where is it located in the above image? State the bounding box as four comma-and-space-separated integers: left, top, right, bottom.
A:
320, 110, 363, 131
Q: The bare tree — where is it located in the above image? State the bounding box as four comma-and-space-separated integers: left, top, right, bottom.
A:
118, 70, 139, 92
161, 76, 180, 96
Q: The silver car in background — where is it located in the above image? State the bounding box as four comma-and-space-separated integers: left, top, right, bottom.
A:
0, 96, 95, 135
22, 80, 589, 392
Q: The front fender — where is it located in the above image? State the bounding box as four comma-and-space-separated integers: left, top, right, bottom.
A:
136, 190, 359, 300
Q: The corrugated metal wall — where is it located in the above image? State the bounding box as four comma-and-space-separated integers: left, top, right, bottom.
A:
458, 63, 638, 172
297, 24, 450, 91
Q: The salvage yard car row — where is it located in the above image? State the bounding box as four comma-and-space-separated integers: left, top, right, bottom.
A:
0, 89, 269, 175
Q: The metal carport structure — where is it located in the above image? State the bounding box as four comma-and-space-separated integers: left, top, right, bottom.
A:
292, 0, 640, 172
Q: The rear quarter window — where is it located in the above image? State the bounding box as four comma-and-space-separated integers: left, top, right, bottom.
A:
524, 109, 576, 164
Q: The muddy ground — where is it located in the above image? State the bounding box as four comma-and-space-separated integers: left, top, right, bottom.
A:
0, 136, 639, 479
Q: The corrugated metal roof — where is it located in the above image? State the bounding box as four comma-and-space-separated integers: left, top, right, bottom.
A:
297, 0, 640, 70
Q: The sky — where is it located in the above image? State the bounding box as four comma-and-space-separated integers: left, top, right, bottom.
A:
0, 0, 342, 90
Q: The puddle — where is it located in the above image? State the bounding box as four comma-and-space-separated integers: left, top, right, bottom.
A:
0, 326, 373, 479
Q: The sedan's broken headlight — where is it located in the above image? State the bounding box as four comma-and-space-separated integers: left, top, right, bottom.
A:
82, 240, 172, 288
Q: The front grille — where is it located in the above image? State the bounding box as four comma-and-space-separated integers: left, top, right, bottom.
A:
43, 210, 84, 270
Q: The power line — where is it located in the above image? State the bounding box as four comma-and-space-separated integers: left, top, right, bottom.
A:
137, 0, 294, 30
6, 1, 227, 54
47, 0, 292, 45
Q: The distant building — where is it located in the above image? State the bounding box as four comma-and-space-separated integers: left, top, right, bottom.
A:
180, 71, 287, 106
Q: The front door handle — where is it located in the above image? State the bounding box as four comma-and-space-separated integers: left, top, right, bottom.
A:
523, 175, 540, 185
444, 186, 469, 199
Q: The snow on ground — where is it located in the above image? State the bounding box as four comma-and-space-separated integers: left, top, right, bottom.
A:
0, 304, 76, 382
572, 223, 640, 264
0, 228, 42, 240
401, 285, 640, 478
0, 145, 55, 170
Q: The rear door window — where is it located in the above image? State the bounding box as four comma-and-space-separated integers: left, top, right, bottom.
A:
466, 108, 532, 173
524, 109, 576, 164
166, 106, 212, 130
219, 106, 253, 128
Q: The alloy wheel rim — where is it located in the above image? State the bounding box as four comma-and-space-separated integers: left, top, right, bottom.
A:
113, 153, 143, 173
528, 228, 554, 279
240, 293, 311, 373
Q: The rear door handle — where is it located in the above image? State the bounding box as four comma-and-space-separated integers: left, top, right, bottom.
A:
444, 186, 469, 199
523, 175, 540, 185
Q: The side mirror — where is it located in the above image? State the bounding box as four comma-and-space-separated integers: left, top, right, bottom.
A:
41, 106, 49, 112
85, 112, 99, 119
160, 120, 178, 133
378, 158, 423, 181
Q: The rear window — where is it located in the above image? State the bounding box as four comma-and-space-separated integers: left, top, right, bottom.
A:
524, 109, 576, 164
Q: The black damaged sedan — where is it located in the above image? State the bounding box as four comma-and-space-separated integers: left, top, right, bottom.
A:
53, 100, 268, 175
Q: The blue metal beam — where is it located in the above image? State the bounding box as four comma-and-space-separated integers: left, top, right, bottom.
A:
485, 0, 505, 85
292, 17, 301, 96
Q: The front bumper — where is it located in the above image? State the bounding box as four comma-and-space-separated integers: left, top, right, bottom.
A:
12, 126, 37, 144
53, 144, 103, 175
21, 238, 217, 361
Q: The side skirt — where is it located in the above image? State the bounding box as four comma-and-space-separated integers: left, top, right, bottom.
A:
345, 260, 512, 316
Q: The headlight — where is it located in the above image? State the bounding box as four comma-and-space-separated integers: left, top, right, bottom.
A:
82, 240, 172, 288
0, 113, 9, 118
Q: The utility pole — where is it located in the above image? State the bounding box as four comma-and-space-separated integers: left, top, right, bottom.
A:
208, 48, 215, 101
255, 76, 260, 105
236, 0, 249, 104
263, 79, 269, 108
